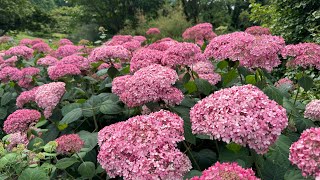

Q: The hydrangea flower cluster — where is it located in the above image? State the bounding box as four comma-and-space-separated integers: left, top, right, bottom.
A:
0, 66, 22, 82
57, 54, 90, 70
97, 110, 192, 180
304, 100, 320, 121
3, 109, 41, 134
0, 56, 18, 69
16, 82, 66, 118
161, 42, 204, 67
282, 43, 320, 70
0, 66, 39, 88
190, 162, 259, 180
55, 45, 82, 58
274, 77, 294, 90
104, 35, 145, 52
146, 27, 161, 35
182, 23, 217, 46
5, 45, 34, 60
204, 32, 285, 71
112, 64, 184, 107
190, 84, 288, 154
32, 42, 52, 53
19, 38, 33, 46
245, 26, 271, 36
55, 134, 84, 155
59, 38, 73, 46
6, 132, 29, 150
192, 60, 221, 85
37, 55, 58, 66
130, 48, 163, 72
30, 38, 44, 45
97, 63, 121, 70
289, 127, 320, 178
48, 64, 81, 80
88, 45, 131, 63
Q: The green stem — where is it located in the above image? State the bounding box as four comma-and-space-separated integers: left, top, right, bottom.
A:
288, 85, 300, 121
215, 140, 220, 156
183, 141, 201, 171
75, 153, 85, 163
237, 67, 244, 85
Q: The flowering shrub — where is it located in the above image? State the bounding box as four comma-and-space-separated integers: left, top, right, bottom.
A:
0, 23, 318, 179
146, 27, 161, 35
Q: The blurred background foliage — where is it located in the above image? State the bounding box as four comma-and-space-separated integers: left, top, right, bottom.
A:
0, 0, 319, 43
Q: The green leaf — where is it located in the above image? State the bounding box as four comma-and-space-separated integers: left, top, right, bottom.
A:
184, 81, 197, 94
182, 73, 191, 84
265, 135, 292, 167
219, 145, 253, 168
61, 103, 81, 116
245, 75, 256, 85
35, 119, 48, 128
27, 137, 44, 151
0, 107, 7, 119
226, 142, 242, 153
0, 153, 18, 169
60, 108, 83, 124
77, 131, 98, 152
107, 66, 119, 79
293, 117, 315, 132
217, 60, 228, 70
298, 75, 313, 91
100, 100, 122, 115
195, 78, 212, 95
1, 92, 12, 106
96, 68, 109, 76
284, 168, 313, 180
183, 170, 202, 179
78, 161, 96, 178
222, 69, 238, 87
263, 85, 284, 105
192, 149, 217, 169
18, 167, 49, 180
55, 158, 79, 169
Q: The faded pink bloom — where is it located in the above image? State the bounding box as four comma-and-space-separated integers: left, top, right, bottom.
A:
112, 64, 183, 107
88, 45, 131, 62
6, 132, 29, 150
56, 134, 84, 155
48, 64, 81, 80
32, 42, 51, 53
147, 38, 178, 51
182, 23, 217, 46
98, 110, 192, 180
37, 55, 58, 66
3, 109, 41, 134
133, 36, 147, 43
5, 46, 34, 60
282, 43, 320, 70
57, 54, 90, 70
55, 45, 82, 58
130, 48, 163, 72
190, 84, 288, 154
274, 77, 294, 90
245, 26, 271, 36
59, 38, 73, 46
289, 127, 320, 178
146, 28, 161, 35
192, 60, 221, 85
304, 100, 320, 121
190, 162, 259, 180
5, 56, 18, 64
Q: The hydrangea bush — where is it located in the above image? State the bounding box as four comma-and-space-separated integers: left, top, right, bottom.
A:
0, 23, 319, 179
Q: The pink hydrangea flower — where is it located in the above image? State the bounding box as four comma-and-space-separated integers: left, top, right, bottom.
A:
30, 38, 44, 46
59, 38, 73, 46
182, 23, 217, 46
304, 100, 320, 121
5, 46, 34, 60
282, 43, 320, 70
48, 64, 81, 80
130, 48, 163, 72
147, 38, 178, 51
5, 56, 18, 64
289, 127, 320, 178
112, 64, 184, 107
0, 66, 22, 82
57, 54, 90, 70
37, 55, 59, 66
146, 28, 161, 35
88, 45, 131, 63
190, 84, 288, 154
192, 60, 221, 85
19, 39, 33, 46
274, 77, 294, 90
190, 162, 259, 180
32, 42, 51, 53
245, 26, 271, 36
16, 87, 39, 108
161, 42, 205, 67
105, 35, 133, 46
122, 40, 142, 52
133, 36, 147, 43
6, 132, 29, 150
56, 134, 84, 155
18, 67, 40, 88
97, 63, 121, 70
55, 45, 82, 58
3, 109, 41, 134
97, 110, 192, 180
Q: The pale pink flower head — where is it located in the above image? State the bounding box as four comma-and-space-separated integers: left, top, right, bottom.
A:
88, 45, 131, 63
192, 60, 221, 85
133, 36, 147, 43
97, 110, 192, 179
161, 42, 205, 67
32, 42, 51, 53
245, 26, 271, 36
112, 64, 184, 107
55, 45, 82, 58
282, 43, 320, 70
130, 48, 163, 72
57, 54, 90, 70
59, 38, 73, 46
147, 38, 178, 51
146, 27, 161, 35
190, 162, 260, 180
304, 100, 320, 121
6, 132, 29, 150
182, 23, 217, 46
56, 134, 84, 155
47, 64, 81, 80
289, 127, 320, 178
5, 46, 34, 60
190, 84, 288, 154
19, 38, 33, 46
3, 109, 41, 134
274, 77, 294, 90
4, 56, 18, 64
37, 55, 58, 66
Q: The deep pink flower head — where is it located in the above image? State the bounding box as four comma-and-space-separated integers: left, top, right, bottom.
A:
112, 64, 184, 107
56, 134, 84, 155
19, 38, 33, 46
5, 46, 34, 60
245, 26, 271, 36
130, 48, 163, 72
190, 162, 259, 180
55, 45, 82, 58
304, 100, 320, 121
48, 64, 81, 80
147, 38, 178, 51
31, 38, 44, 46
0, 66, 22, 82
57, 54, 90, 70
3, 109, 41, 134
161, 42, 205, 67
133, 36, 147, 43
274, 77, 294, 90
88, 45, 131, 62
190, 84, 288, 154
146, 27, 161, 35
192, 60, 221, 85
282, 43, 320, 70
59, 38, 73, 46
6, 132, 29, 150
32, 42, 51, 53
289, 127, 320, 178
37, 55, 59, 66
182, 23, 217, 46
97, 110, 192, 180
